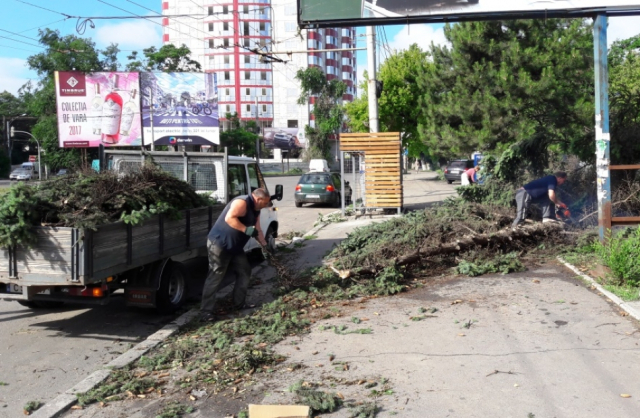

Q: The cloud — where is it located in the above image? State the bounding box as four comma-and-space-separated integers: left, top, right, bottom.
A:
0, 58, 34, 95
608, 16, 640, 46
94, 19, 162, 50
388, 24, 448, 53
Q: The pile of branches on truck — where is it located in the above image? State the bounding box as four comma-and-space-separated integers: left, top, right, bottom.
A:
0, 166, 214, 249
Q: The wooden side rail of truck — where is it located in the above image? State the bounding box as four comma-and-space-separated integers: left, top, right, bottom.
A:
0, 206, 223, 313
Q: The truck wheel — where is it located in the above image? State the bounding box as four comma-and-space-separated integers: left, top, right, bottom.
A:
295, 201, 302, 208
333, 193, 341, 208
156, 261, 189, 314
264, 225, 277, 257
447, 180, 453, 184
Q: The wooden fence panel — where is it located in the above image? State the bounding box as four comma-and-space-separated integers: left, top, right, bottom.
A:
340, 133, 402, 209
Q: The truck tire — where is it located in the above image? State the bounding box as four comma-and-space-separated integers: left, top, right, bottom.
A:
264, 225, 277, 257
156, 261, 189, 314
295, 201, 302, 208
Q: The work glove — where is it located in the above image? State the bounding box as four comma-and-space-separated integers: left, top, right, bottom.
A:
563, 209, 571, 218
245, 226, 259, 238
558, 203, 568, 210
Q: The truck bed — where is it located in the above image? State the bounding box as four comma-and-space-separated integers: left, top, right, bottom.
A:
0, 206, 221, 287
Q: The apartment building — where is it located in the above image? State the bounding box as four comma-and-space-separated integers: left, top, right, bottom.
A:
160, 0, 357, 156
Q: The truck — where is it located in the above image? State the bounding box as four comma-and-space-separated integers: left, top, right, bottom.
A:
0, 150, 283, 313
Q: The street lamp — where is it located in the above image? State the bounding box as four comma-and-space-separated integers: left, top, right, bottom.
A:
10, 127, 41, 181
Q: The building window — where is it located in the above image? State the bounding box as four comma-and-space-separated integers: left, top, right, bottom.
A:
285, 5, 296, 16
244, 55, 251, 64
260, 71, 267, 81
243, 5, 249, 14
224, 72, 230, 81
285, 22, 296, 33
223, 5, 228, 14
261, 88, 267, 96
259, 38, 266, 47
225, 88, 230, 96
208, 6, 213, 15
244, 22, 249, 35
208, 23, 213, 31
223, 55, 229, 64
226, 105, 230, 112
260, 22, 266, 31
208, 39, 214, 48
262, 105, 267, 112
243, 38, 250, 47
223, 38, 229, 47
223, 21, 229, 31
245, 72, 250, 80
245, 88, 250, 96
287, 120, 298, 128
246, 104, 251, 112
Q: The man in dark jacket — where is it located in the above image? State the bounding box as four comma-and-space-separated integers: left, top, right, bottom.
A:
200, 188, 272, 321
512, 172, 568, 229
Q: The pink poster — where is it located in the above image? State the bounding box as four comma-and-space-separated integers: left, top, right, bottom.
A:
54, 71, 142, 148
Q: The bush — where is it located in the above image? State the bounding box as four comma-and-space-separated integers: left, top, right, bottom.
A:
595, 227, 640, 287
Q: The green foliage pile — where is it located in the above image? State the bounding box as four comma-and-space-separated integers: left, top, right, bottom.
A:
348, 402, 379, 418
594, 227, 640, 287
456, 252, 525, 277
330, 199, 515, 272
0, 165, 212, 248
288, 380, 343, 413
77, 368, 156, 406
155, 401, 194, 418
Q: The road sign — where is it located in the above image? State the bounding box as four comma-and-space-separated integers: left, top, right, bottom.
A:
298, 0, 640, 28
29, 155, 37, 162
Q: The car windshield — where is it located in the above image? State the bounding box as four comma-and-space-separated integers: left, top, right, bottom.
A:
449, 161, 468, 169
300, 174, 331, 184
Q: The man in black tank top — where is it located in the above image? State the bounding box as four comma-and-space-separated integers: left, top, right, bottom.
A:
200, 188, 272, 320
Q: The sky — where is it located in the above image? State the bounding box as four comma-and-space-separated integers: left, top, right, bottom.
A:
1, 1, 640, 96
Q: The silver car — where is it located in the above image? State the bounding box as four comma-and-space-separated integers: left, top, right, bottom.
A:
9, 169, 32, 181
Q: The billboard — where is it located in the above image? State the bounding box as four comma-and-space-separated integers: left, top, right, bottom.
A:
298, 0, 640, 27
141, 72, 219, 146
54, 71, 142, 147
263, 128, 305, 151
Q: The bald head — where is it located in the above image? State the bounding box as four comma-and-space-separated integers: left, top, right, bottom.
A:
252, 188, 271, 210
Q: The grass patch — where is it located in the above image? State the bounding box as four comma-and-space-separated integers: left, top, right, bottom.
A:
288, 380, 343, 413
456, 252, 525, 277
77, 369, 156, 406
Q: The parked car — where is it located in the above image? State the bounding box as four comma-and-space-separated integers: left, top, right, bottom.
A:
9, 169, 32, 181
56, 168, 69, 176
444, 159, 474, 184
274, 132, 296, 149
309, 159, 330, 172
294, 172, 352, 208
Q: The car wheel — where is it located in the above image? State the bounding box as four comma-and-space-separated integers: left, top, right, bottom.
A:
332, 193, 341, 208
295, 201, 303, 208
447, 180, 453, 184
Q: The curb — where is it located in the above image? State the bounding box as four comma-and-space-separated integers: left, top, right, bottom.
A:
32, 221, 333, 418
557, 257, 640, 322
31, 309, 200, 418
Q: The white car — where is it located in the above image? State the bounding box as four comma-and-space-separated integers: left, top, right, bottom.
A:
9, 170, 32, 181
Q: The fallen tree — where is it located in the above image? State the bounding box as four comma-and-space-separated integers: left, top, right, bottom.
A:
327, 221, 564, 279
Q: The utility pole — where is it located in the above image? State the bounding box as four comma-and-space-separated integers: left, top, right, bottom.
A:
254, 96, 260, 162
366, 26, 379, 133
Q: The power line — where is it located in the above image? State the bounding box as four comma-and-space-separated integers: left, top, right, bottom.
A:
15, 0, 73, 18
0, 43, 40, 53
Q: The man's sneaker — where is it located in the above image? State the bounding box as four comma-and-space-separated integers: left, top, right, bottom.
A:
199, 312, 217, 322
542, 218, 561, 224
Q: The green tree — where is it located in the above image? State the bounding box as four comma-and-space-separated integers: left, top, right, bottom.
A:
220, 113, 258, 157
417, 19, 595, 178
345, 45, 431, 158
296, 67, 346, 161
608, 34, 640, 165
125, 44, 201, 72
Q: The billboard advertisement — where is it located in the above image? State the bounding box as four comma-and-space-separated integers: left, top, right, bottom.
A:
141, 72, 219, 146
299, 0, 640, 27
54, 71, 142, 147
263, 127, 305, 151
